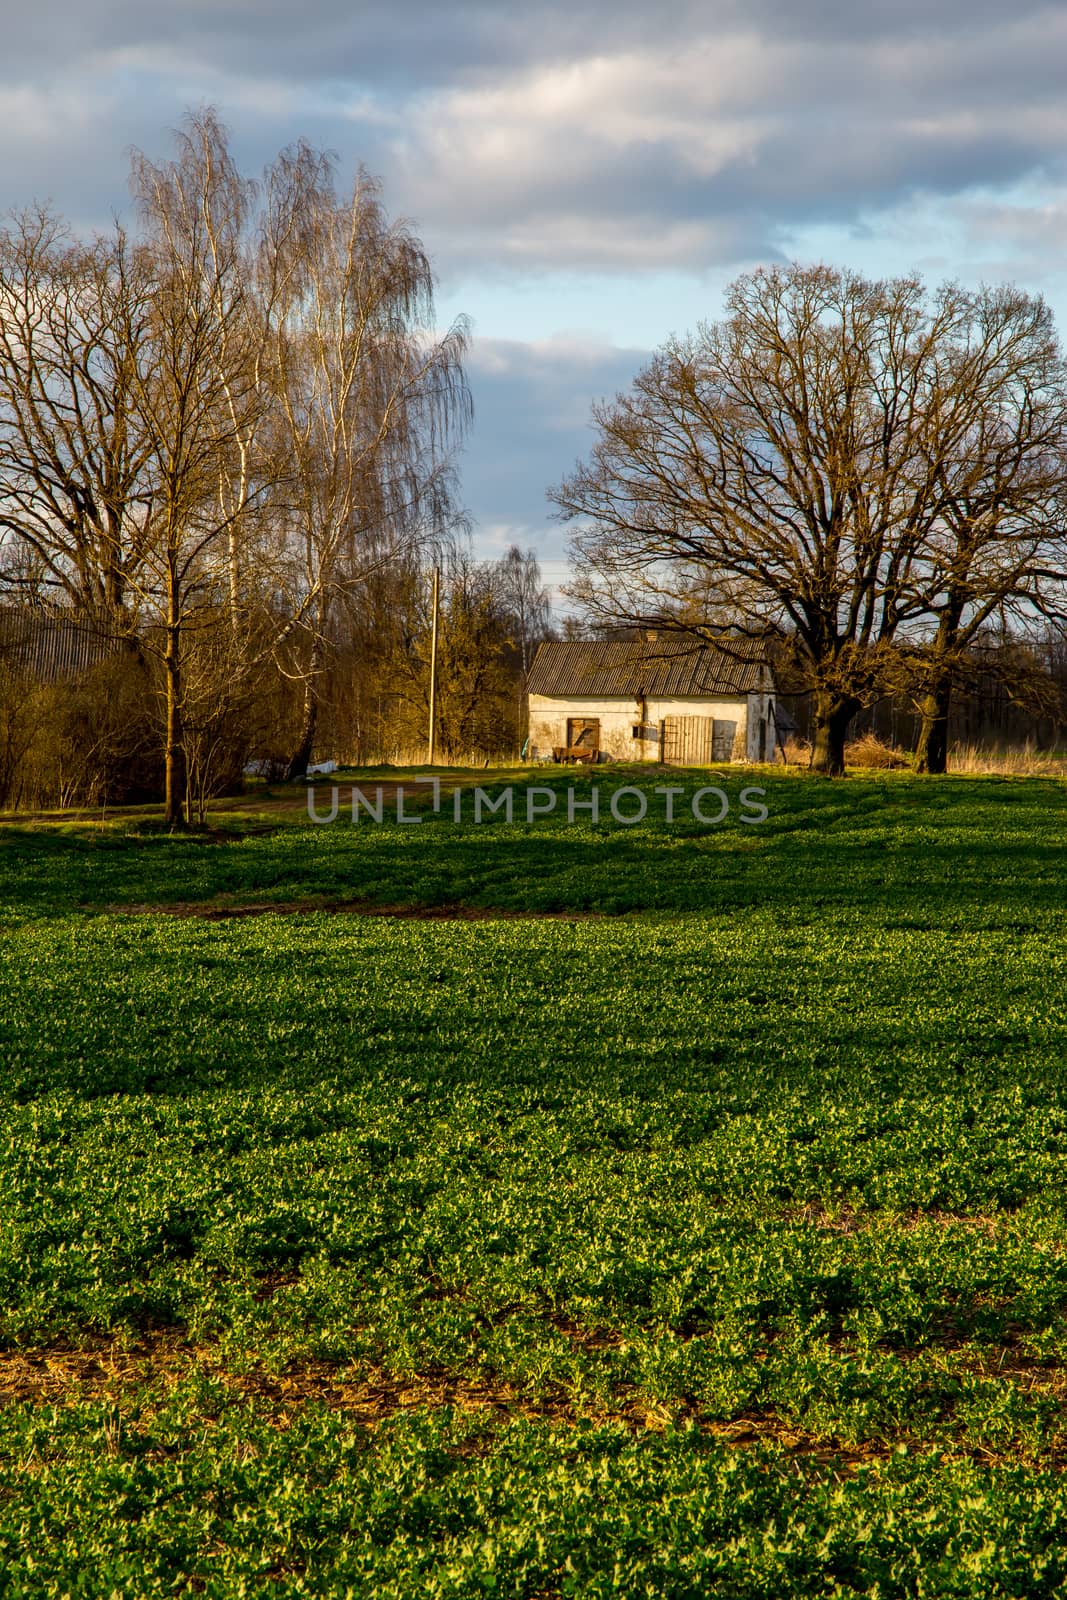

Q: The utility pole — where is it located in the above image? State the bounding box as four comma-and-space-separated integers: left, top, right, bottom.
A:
427, 566, 440, 766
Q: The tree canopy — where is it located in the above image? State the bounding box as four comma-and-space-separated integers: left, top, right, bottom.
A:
553, 264, 1067, 773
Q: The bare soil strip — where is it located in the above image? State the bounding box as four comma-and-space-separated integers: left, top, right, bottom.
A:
0, 1337, 885, 1463
1, 1335, 1063, 1468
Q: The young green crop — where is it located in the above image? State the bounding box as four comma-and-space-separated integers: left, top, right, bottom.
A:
1, 772, 1067, 1594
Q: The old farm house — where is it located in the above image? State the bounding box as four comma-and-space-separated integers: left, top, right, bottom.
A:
527, 636, 781, 765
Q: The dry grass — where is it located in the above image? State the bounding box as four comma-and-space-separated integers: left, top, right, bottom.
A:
782, 736, 813, 766
782, 732, 1065, 776
781, 733, 911, 769
845, 733, 911, 769
947, 742, 1067, 777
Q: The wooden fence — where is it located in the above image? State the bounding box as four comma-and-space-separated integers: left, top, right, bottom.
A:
0, 608, 121, 682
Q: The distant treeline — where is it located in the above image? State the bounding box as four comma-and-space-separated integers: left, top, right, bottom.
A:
779, 630, 1067, 754
0, 545, 554, 814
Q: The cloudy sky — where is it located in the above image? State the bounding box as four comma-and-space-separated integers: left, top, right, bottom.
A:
4, 1, 1067, 589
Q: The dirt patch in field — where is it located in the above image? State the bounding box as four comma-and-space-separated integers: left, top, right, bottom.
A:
0, 1332, 1061, 1469
109, 898, 598, 921
787, 1204, 1005, 1239
0, 1337, 567, 1427
544, 1313, 628, 1353
0, 1334, 882, 1464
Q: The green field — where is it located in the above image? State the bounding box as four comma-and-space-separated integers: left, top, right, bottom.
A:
3, 768, 1067, 1597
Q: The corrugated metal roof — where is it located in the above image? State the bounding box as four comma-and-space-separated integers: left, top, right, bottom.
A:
527, 636, 771, 699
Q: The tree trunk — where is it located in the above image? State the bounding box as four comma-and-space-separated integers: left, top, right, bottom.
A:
286, 675, 319, 782
164, 623, 186, 827
914, 679, 952, 774
162, 544, 187, 826
286, 635, 327, 781
914, 603, 964, 775
810, 690, 859, 776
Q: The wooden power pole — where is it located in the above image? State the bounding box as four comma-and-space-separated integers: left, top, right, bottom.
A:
427, 567, 440, 765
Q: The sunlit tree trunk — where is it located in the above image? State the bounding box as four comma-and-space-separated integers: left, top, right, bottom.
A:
164, 554, 185, 826
285, 636, 324, 781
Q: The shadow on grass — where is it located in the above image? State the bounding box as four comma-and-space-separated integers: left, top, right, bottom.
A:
0, 772, 1064, 930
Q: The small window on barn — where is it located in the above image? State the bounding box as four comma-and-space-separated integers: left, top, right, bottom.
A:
632, 723, 658, 740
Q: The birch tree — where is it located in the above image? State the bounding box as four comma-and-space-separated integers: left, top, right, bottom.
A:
498, 545, 552, 680
260, 146, 471, 778
0, 110, 474, 813
127, 110, 269, 825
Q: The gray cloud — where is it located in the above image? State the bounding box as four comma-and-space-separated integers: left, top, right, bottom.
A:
1, 2, 1065, 269
2, 2, 1065, 553
386, 11, 1067, 272
9, 0, 1056, 80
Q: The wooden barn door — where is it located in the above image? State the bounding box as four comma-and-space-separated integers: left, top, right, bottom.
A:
663, 716, 737, 765
711, 718, 737, 762
566, 717, 600, 752
662, 716, 712, 764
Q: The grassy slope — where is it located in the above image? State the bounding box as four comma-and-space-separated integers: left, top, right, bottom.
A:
2, 770, 1067, 1596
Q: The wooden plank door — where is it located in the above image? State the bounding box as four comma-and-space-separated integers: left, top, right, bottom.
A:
566, 717, 600, 751
711, 719, 737, 762
663, 715, 714, 764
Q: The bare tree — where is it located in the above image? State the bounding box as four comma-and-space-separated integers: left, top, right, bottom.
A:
180, 609, 267, 824
553, 264, 1067, 774
496, 545, 553, 746
259, 146, 472, 779
0, 622, 38, 809
498, 545, 553, 679
126, 110, 271, 825
0, 209, 154, 620
386, 553, 519, 760
0, 110, 475, 813
901, 288, 1067, 771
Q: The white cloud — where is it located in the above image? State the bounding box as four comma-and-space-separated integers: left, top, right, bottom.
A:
0, 83, 111, 150
6, 0, 1067, 547
374, 12, 1067, 273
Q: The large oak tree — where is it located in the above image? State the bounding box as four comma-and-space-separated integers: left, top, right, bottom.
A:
553, 265, 1067, 774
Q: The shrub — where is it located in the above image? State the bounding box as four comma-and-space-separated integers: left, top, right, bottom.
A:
844, 732, 911, 769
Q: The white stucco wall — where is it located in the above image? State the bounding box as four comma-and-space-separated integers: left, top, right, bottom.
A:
528, 692, 782, 764
528, 694, 742, 762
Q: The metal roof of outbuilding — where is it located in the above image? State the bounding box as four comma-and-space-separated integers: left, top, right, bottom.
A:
527, 636, 771, 698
